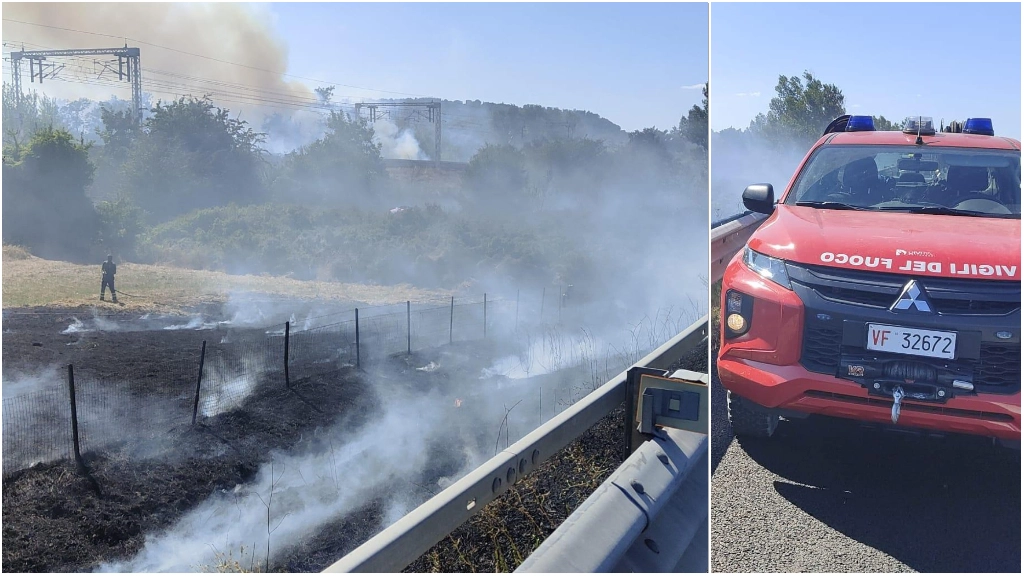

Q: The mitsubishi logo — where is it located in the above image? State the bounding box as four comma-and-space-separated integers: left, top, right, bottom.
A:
892, 280, 932, 312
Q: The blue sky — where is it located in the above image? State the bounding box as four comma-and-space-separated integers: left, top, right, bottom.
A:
268, 2, 709, 131
711, 2, 1022, 139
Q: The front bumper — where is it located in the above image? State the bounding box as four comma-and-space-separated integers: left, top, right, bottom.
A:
718, 254, 1022, 441
718, 356, 1021, 440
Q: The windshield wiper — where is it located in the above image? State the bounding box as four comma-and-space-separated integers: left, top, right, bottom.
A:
794, 200, 869, 211
876, 205, 1020, 219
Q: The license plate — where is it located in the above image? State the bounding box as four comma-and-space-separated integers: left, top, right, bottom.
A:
866, 324, 956, 360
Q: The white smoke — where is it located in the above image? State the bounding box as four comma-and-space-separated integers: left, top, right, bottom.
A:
98, 385, 450, 573
373, 119, 428, 160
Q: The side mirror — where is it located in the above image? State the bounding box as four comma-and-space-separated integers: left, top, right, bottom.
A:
742, 184, 775, 215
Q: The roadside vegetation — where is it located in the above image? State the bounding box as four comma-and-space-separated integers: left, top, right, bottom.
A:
3, 85, 708, 295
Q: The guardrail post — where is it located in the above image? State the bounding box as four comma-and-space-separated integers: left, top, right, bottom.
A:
623, 366, 664, 459
284, 321, 291, 387
355, 308, 361, 368
67, 364, 83, 468
192, 340, 207, 425
449, 296, 454, 344
407, 300, 412, 354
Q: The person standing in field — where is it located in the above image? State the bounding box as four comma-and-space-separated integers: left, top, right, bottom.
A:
100, 254, 118, 303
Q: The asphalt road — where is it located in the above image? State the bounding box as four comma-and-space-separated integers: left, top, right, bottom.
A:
710, 355, 1021, 573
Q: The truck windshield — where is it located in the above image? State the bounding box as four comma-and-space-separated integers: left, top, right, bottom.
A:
785, 145, 1021, 217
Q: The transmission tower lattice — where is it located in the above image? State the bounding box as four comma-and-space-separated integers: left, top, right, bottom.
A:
9, 46, 143, 124
354, 101, 442, 166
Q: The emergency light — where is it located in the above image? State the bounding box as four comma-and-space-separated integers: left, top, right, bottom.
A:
903, 116, 936, 136
963, 118, 995, 136
845, 115, 875, 132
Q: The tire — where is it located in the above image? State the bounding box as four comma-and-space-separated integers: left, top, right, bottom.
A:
728, 391, 779, 438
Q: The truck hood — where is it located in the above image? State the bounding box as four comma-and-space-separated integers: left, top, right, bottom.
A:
748, 205, 1021, 281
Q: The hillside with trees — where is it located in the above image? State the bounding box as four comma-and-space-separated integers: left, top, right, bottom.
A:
2, 86, 708, 294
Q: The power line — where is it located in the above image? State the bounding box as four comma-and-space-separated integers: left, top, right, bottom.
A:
3, 17, 433, 98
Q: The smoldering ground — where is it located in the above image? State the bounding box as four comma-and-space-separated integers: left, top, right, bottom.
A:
94, 317, 652, 573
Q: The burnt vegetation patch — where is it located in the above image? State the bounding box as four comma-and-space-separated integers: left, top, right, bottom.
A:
1, 306, 493, 572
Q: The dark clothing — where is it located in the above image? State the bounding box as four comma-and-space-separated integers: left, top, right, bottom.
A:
101, 275, 117, 300
100, 260, 117, 301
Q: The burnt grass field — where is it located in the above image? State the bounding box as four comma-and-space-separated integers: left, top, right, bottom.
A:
2, 305, 707, 572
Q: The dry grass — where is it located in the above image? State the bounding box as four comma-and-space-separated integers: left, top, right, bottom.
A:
2, 245, 447, 312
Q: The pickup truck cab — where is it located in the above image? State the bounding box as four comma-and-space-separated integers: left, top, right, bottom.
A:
718, 115, 1021, 447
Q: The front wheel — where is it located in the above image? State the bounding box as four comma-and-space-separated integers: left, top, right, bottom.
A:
728, 391, 779, 438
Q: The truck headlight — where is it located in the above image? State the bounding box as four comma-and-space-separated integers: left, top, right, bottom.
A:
743, 247, 792, 289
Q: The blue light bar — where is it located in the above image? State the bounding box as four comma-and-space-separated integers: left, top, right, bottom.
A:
846, 115, 875, 132
963, 118, 995, 136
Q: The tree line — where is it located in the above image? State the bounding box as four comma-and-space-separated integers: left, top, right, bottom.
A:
2, 86, 708, 289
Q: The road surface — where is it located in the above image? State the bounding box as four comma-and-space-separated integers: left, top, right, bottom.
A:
710, 355, 1021, 573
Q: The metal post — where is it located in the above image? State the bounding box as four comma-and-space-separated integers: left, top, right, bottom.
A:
284, 321, 291, 387
484, 293, 487, 338
355, 308, 361, 368
449, 296, 454, 344
67, 365, 82, 467
191, 340, 207, 425
407, 301, 412, 354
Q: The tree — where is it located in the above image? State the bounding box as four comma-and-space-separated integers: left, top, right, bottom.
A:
464, 144, 528, 211
2, 83, 65, 149
749, 71, 845, 146
271, 111, 387, 208
120, 96, 268, 223
2, 127, 99, 261
522, 137, 608, 203
96, 196, 146, 259
675, 82, 709, 150
314, 86, 335, 107
873, 115, 903, 132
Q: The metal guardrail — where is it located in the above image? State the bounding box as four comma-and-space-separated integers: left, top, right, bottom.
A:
323, 315, 709, 573
516, 428, 708, 572
710, 211, 768, 283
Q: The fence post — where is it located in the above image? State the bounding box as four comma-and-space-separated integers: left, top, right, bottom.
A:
191, 340, 207, 425
484, 293, 487, 338
355, 308, 361, 368
541, 287, 546, 319
284, 321, 291, 388
67, 365, 83, 468
449, 296, 454, 344
407, 300, 412, 354
559, 284, 563, 324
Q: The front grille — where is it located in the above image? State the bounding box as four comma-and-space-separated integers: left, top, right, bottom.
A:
977, 344, 1021, 389
801, 322, 842, 372
800, 313, 1019, 393
931, 298, 1019, 316
788, 263, 1021, 316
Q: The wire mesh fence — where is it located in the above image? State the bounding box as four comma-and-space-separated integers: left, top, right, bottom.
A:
2, 293, 531, 477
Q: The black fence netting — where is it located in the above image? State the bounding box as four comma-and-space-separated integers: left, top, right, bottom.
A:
1, 294, 531, 477
2, 387, 73, 472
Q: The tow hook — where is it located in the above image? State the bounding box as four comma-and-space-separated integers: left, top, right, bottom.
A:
891, 386, 904, 424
